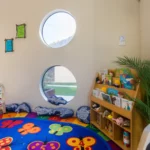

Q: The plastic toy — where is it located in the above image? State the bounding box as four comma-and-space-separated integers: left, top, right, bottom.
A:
100, 87, 107, 93
102, 110, 110, 118
109, 71, 114, 77
123, 130, 130, 147
108, 115, 113, 119
96, 76, 101, 84
92, 104, 101, 112
108, 122, 113, 135
118, 92, 124, 98
112, 117, 124, 126
104, 75, 112, 85
92, 103, 99, 109
123, 119, 130, 127
105, 121, 113, 136
113, 79, 121, 88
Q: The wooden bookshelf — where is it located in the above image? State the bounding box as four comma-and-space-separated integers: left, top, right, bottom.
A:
90, 69, 144, 150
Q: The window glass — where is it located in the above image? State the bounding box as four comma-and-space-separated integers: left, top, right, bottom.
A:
40, 11, 76, 48
41, 66, 77, 104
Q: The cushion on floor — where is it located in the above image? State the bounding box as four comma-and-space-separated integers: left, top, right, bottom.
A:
35, 106, 54, 116
53, 107, 74, 118
6, 103, 19, 112
15, 102, 31, 113
48, 95, 67, 105
76, 106, 90, 124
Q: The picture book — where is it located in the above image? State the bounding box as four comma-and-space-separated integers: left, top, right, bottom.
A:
115, 68, 131, 77
98, 91, 103, 100
92, 89, 100, 98
121, 98, 133, 111
120, 74, 135, 90
111, 96, 121, 107
101, 93, 112, 104
107, 88, 118, 96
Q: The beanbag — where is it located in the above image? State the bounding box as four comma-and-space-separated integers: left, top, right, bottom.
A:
35, 106, 54, 116
76, 106, 90, 124
146, 143, 150, 150
48, 95, 67, 105
6, 103, 19, 112
15, 102, 31, 113
53, 107, 74, 118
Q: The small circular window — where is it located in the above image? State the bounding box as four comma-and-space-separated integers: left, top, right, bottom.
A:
40, 66, 77, 105
40, 10, 76, 48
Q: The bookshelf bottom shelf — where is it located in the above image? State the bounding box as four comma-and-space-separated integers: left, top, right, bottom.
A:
91, 121, 131, 150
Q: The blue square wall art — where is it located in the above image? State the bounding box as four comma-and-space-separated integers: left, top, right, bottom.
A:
5, 39, 14, 53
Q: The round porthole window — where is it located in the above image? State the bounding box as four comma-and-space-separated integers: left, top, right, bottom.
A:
40, 10, 76, 48
40, 66, 77, 105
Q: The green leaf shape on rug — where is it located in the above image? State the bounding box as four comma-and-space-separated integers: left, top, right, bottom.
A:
37, 116, 49, 120
86, 124, 99, 132
97, 131, 110, 141
86, 125, 110, 141
49, 124, 72, 136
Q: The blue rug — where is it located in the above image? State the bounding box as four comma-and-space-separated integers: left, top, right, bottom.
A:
0, 118, 111, 150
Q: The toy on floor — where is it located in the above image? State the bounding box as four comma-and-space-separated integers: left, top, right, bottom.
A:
15, 102, 31, 113
76, 106, 90, 124
35, 106, 54, 116
112, 117, 124, 126
123, 130, 130, 147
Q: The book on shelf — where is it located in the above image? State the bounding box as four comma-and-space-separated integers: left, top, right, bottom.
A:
121, 98, 133, 111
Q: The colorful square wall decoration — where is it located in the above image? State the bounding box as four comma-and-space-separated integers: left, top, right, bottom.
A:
16, 24, 26, 38
5, 39, 14, 53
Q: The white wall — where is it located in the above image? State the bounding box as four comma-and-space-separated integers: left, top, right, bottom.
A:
95, 0, 141, 69
0, 0, 140, 111
140, 0, 150, 59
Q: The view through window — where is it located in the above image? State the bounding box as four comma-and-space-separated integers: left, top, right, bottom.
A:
40, 10, 76, 48
42, 66, 77, 102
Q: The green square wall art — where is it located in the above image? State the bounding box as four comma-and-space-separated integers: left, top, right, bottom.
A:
16, 24, 26, 38
5, 39, 14, 53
